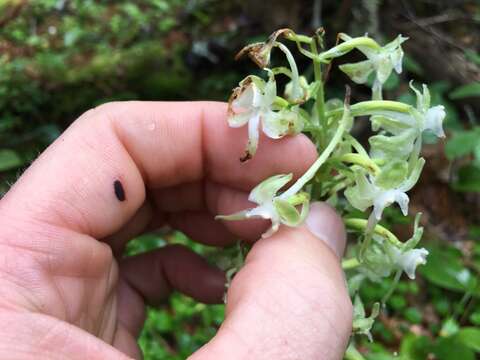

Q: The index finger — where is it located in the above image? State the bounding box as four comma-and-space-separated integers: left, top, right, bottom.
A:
0, 101, 316, 239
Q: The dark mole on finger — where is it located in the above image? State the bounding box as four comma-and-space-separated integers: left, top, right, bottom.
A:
114, 180, 126, 202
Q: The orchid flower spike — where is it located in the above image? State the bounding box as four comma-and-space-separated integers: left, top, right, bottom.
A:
216, 173, 310, 238
228, 74, 303, 161
339, 34, 407, 100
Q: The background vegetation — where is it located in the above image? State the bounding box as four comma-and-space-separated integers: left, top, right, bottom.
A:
0, 0, 479, 359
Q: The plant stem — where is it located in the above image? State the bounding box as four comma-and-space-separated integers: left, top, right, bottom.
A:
319, 36, 381, 63
275, 42, 302, 101
284, 32, 313, 44
325, 100, 412, 118
382, 270, 402, 304
344, 344, 367, 360
338, 153, 380, 175
345, 218, 402, 247
344, 133, 370, 158
342, 257, 361, 270
310, 39, 327, 149
280, 102, 349, 199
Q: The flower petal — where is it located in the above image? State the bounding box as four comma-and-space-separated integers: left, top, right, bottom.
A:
344, 171, 377, 212
397, 248, 429, 279
373, 189, 409, 220
215, 210, 250, 221
424, 106, 446, 138
232, 83, 256, 110
228, 111, 253, 128
248, 173, 293, 204
339, 60, 375, 84
244, 113, 261, 159
262, 79, 277, 108
375, 53, 394, 84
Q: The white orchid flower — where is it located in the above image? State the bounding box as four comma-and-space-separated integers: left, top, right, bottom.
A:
370, 83, 446, 138
345, 158, 425, 221
339, 34, 407, 99
390, 247, 429, 279
368, 83, 446, 163
410, 81, 446, 138
216, 173, 309, 238
362, 215, 427, 280
228, 75, 303, 160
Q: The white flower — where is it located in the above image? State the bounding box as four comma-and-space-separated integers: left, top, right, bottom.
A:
391, 247, 429, 279
345, 158, 425, 221
361, 214, 427, 281
216, 173, 309, 238
410, 81, 446, 138
339, 34, 407, 99
228, 76, 303, 160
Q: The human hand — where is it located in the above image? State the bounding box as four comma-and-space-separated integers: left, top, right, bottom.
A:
0, 101, 352, 359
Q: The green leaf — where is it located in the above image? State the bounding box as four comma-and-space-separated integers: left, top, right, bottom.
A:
0, 149, 23, 171
419, 244, 479, 295
449, 82, 480, 100
403, 54, 424, 76
469, 311, 480, 326
452, 164, 480, 193
465, 50, 480, 66
434, 336, 475, 360
456, 328, 480, 352
445, 128, 480, 160
399, 334, 431, 360
404, 307, 422, 324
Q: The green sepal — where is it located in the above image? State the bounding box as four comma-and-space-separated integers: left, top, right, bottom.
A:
273, 198, 301, 226
375, 160, 409, 189
249, 173, 292, 204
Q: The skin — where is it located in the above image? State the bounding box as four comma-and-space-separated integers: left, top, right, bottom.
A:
0, 101, 352, 359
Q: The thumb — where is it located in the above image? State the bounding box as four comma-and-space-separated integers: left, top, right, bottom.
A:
191, 202, 353, 360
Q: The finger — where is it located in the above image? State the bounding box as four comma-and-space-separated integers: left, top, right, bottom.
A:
0, 313, 131, 360
105, 201, 154, 255
190, 203, 352, 360
167, 211, 237, 246
0, 101, 316, 242
112, 323, 142, 360
116, 276, 146, 338
120, 244, 225, 307
153, 180, 270, 241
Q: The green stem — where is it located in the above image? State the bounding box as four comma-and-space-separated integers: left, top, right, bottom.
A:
382, 270, 402, 304
319, 36, 381, 63
325, 100, 412, 118
280, 103, 349, 198
338, 153, 380, 175
342, 257, 361, 270
310, 39, 327, 149
275, 42, 302, 101
273, 96, 289, 108
345, 218, 402, 247
344, 344, 367, 360
284, 32, 313, 44
344, 133, 370, 158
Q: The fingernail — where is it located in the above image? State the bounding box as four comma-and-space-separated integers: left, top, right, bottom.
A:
305, 202, 346, 258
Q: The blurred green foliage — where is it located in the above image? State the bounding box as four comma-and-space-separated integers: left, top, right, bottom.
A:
1, 1, 479, 359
